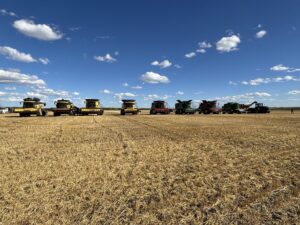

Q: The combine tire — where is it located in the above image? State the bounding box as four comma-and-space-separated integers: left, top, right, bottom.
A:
54, 112, 60, 117
121, 111, 125, 115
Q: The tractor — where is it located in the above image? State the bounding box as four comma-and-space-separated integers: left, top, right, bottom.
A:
222, 102, 245, 114
247, 102, 270, 113
120, 99, 140, 115
150, 100, 172, 114
51, 99, 79, 116
175, 100, 196, 114
14, 97, 47, 117
80, 99, 104, 115
198, 100, 222, 114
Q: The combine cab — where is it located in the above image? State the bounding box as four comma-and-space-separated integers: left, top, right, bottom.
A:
14, 97, 47, 117
80, 99, 104, 115
198, 100, 222, 114
150, 100, 172, 114
222, 102, 245, 114
175, 100, 196, 114
121, 99, 140, 115
247, 102, 270, 113
51, 99, 79, 116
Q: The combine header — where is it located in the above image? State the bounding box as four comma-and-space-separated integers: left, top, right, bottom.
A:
50, 99, 79, 116
150, 100, 172, 114
14, 98, 47, 117
175, 100, 196, 114
198, 100, 222, 114
80, 99, 104, 115
121, 99, 140, 115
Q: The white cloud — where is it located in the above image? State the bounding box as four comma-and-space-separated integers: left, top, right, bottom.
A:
102, 89, 112, 94
0, 46, 37, 63
4, 86, 16, 91
198, 41, 212, 49
185, 52, 196, 58
13, 19, 63, 41
176, 91, 184, 95
144, 94, 172, 101
131, 85, 142, 90
229, 81, 237, 85
72, 91, 80, 96
0, 69, 46, 87
257, 24, 262, 28
39, 58, 50, 65
287, 90, 300, 95
216, 35, 241, 52
114, 92, 137, 99
0, 9, 16, 17
216, 92, 271, 102
255, 30, 267, 39
196, 49, 206, 54
151, 59, 172, 69
94, 54, 116, 63
174, 64, 182, 69
270, 64, 300, 73
122, 82, 129, 87
242, 75, 298, 86
140, 71, 170, 84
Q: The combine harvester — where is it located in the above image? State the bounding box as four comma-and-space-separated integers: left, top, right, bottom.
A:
14, 98, 47, 117
198, 100, 222, 114
50, 99, 79, 116
222, 102, 245, 114
175, 100, 196, 114
150, 100, 172, 114
120, 99, 140, 115
80, 99, 104, 116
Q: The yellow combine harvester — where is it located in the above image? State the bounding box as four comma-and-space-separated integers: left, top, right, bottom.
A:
80, 99, 104, 115
14, 97, 47, 117
120, 99, 140, 115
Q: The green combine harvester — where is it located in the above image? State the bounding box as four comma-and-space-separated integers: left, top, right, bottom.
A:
222, 102, 245, 114
175, 100, 196, 114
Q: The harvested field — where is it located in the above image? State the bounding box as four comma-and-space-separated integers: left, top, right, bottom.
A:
0, 111, 299, 225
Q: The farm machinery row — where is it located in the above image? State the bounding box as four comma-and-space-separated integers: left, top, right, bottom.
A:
13, 98, 270, 117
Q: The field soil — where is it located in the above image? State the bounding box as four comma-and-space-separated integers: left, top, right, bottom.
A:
0, 111, 299, 225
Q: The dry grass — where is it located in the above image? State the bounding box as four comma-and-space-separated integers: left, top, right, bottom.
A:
0, 111, 299, 225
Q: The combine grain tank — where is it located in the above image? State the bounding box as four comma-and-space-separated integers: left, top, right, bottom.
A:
80, 99, 104, 115
121, 99, 140, 115
175, 100, 196, 114
222, 102, 245, 114
150, 100, 172, 114
51, 99, 79, 116
14, 98, 47, 117
198, 100, 222, 114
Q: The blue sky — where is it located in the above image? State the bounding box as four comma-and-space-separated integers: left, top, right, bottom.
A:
0, 0, 300, 107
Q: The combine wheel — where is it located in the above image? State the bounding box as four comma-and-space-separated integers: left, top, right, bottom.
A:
42, 110, 48, 116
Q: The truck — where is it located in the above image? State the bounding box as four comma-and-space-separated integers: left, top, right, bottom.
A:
51, 99, 79, 116
198, 100, 222, 114
120, 99, 140, 115
14, 97, 47, 117
150, 100, 172, 114
175, 100, 196, 114
80, 99, 104, 115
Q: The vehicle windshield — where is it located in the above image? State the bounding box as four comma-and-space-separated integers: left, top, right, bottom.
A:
154, 102, 165, 108
86, 101, 97, 108
57, 102, 69, 108
124, 103, 136, 108
23, 102, 35, 108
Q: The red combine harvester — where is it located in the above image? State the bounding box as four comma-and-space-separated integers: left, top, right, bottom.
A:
150, 100, 172, 114
198, 100, 222, 114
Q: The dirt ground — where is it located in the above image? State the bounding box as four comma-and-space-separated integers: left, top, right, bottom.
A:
0, 111, 299, 225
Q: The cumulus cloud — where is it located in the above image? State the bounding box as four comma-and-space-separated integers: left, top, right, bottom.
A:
196, 49, 206, 54
287, 90, 300, 95
185, 52, 196, 58
140, 71, 170, 84
102, 89, 112, 94
255, 30, 267, 39
151, 59, 172, 69
198, 41, 212, 49
216, 92, 271, 102
0, 46, 37, 63
4, 86, 16, 91
174, 64, 182, 69
229, 81, 237, 86
39, 58, 50, 65
144, 94, 172, 101
72, 91, 80, 96
94, 54, 116, 63
270, 64, 300, 73
13, 19, 63, 41
0, 69, 46, 87
216, 35, 241, 52
0, 9, 16, 17
242, 75, 298, 86
122, 82, 129, 87
131, 85, 142, 90
114, 92, 137, 100
176, 91, 184, 95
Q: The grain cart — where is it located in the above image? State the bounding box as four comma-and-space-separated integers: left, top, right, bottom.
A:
121, 99, 140, 115
222, 102, 245, 114
198, 100, 222, 114
51, 99, 79, 116
175, 100, 196, 114
247, 102, 270, 113
14, 97, 47, 117
80, 99, 104, 115
150, 100, 172, 114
